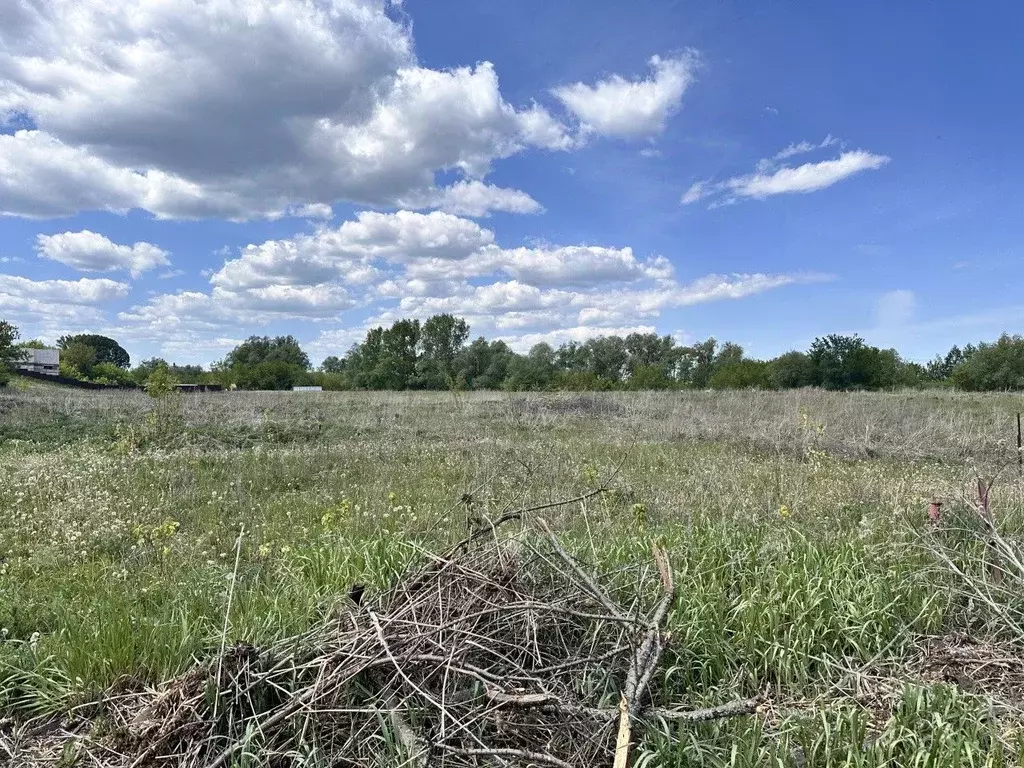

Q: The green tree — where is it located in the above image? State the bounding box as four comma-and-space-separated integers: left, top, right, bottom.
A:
679, 338, 718, 388
555, 341, 589, 372
417, 314, 470, 389
132, 357, 170, 385
807, 335, 871, 390
321, 355, 345, 374
60, 342, 98, 379
807, 335, 908, 390
224, 335, 310, 370
504, 343, 556, 390
709, 359, 771, 389
455, 338, 514, 390
347, 328, 385, 389
57, 334, 130, 368
0, 320, 22, 386
624, 333, 679, 378
583, 336, 628, 382
768, 351, 816, 389
926, 344, 976, 382
626, 364, 675, 390
221, 336, 310, 390
713, 342, 745, 369
235, 360, 309, 390
376, 319, 421, 389
951, 335, 1024, 391
91, 362, 135, 385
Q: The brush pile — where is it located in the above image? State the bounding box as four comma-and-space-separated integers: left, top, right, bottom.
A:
12, 520, 760, 767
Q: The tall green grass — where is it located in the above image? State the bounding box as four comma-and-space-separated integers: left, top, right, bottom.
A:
1, 389, 1023, 764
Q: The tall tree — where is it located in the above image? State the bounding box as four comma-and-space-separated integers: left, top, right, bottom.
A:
224, 335, 310, 369
926, 344, 976, 381
584, 336, 628, 382
348, 328, 385, 389
681, 338, 718, 388
221, 335, 310, 390
555, 341, 589, 372
0, 320, 22, 385
455, 338, 514, 390
321, 355, 345, 374
57, 334, 130, 369
418, 314, 470, 388
505, 343, 556, 390
372, 319, 419, 391
624, 332, 678, 376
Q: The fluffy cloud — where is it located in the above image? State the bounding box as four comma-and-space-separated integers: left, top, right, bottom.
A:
212, 210, 494, 292
0, 273, 129, 327
36, 230, 170, 277
0, 1, 572, 219
683, 145, 890, 207
401, 181, 543, 217
384, 272, 821, 335
118, 206, 819, 356
552, 54, 697, 138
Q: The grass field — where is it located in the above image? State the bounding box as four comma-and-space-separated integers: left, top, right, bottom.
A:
2, 387, 1024, 765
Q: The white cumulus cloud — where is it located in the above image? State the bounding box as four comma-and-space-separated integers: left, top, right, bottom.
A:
0, 0, 572, 220
0, 273, 130, 328
117, 206, 822, 357
552, 53, 697, 138
401, 181, 543, 218
36, 230, 170, 277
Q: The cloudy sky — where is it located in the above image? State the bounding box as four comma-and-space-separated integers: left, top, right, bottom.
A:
1, 0, 1021, 365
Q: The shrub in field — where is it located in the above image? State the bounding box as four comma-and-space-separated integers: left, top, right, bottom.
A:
768, 351, 816, 389
709, 359, 771, 389
951, 334, 1024, 391
90, 362, 135, 385
59, 342, 97, 379
144, 366, 178, 398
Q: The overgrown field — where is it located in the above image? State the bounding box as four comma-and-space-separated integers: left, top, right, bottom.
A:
2, 387, 1024, 765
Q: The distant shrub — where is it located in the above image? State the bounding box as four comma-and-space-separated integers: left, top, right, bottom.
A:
145, 367, 178, 398
951, 334, 1024, 391
769, 351, 816, 389
626, 364, 675, 390
90, 362, 135, 385
60, 343, 97, 378
709, 359, 771, 390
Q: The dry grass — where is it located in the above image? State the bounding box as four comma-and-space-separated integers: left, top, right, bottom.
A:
1, 387, 1024, 765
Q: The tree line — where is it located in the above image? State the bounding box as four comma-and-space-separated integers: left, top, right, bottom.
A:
2, 316, 1024, 392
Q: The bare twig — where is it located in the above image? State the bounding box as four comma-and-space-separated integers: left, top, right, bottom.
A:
439, 744, 576, 768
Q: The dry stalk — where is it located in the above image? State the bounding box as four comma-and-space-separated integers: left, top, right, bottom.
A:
13, 512, 760, 768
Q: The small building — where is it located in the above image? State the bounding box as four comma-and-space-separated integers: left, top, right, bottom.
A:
16, 348, 59, 376
293, 385, 323, 392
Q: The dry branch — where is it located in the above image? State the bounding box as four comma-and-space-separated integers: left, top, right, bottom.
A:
13, 526, 761, 768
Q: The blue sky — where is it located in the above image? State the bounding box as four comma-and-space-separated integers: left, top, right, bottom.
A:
1, 0, 1021, 365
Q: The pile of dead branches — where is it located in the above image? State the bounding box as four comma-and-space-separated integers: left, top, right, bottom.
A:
12, 520, 761, 767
